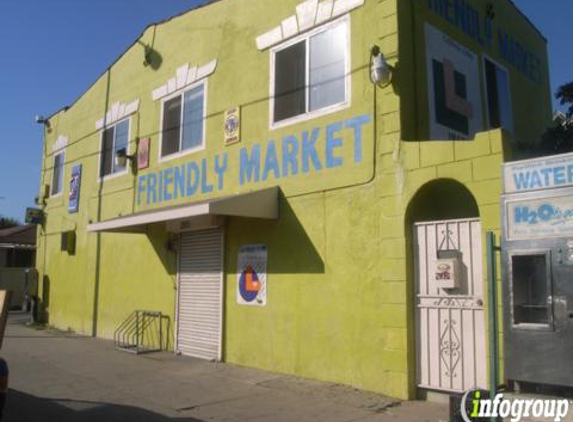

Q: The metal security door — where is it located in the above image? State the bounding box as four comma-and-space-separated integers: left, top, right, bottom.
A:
176, 228, 223, 361
415, 219, 487, 392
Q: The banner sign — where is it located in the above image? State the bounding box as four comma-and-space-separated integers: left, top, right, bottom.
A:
68, 164, 82, 213
506, 194, 573, 240
503, 153, 573, 194
425, 24, 483, 141
237, 244, 267, 306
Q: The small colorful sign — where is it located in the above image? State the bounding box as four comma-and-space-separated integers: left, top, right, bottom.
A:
25, 208, 44, 225
237, 244, 267, 306
503, 152, 573, 194
224, 107, 241, 145
68, 164, 82, 213
507, 194, 573, 240
138, 138, 150, 170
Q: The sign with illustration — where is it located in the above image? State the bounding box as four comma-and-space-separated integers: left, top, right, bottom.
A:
503, 152, 573, 194
138, 138, 150, 170
424, 0, 543, 85
224, 107, 241, 145
425, 24, 482, 140
68, 164, 82, 213
237, 244, 267, 306
507, 195, 573, 240
25, 208, 44, 225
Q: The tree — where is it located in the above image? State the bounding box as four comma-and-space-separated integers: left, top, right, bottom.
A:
537, 81, 573, 156
0, 217, 20, 230
556, 82, 573, 115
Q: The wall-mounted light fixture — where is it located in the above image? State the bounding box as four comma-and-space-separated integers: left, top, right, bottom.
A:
115, 147, 136, 169
369, 46, 393, 88
35, 115, 51, 129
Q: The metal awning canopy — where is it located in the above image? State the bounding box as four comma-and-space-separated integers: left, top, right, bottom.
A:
87, 187, 279, 233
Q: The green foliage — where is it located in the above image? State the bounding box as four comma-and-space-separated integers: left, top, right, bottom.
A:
537, 81, 573, 156
0, 217, 20, 230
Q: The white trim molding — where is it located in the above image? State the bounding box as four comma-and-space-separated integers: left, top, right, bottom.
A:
95, 99, 140, 131
256, 0, 364, 50
52, 135, 68, 153
152, 60, 217, 102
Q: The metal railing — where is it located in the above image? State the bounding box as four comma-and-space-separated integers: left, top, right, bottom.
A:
114, 310, 163, 355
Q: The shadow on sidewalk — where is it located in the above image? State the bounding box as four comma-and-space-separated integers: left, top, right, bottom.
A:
3, 389, 203, 422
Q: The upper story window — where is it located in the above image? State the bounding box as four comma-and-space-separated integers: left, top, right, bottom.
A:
484, 57, 513, 135
100, 119, 129, 179
160, 82, 206, 159
271, 18, 349, 127
51, 151, 65, 196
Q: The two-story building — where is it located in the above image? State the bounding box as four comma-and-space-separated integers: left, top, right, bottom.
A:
36, 0, 551, 399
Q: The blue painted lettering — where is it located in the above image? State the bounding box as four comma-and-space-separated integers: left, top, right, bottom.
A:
301, 129, 323, 173
186, 162, 200, 197
148, 173, 157, 204
346, 115, 371, 163
263, 141, 280, 181
282, 135, 299, 177
326, 122, 344, 168
215, 153, 228, 191
164, 168, 174, 201
173, 165, 185, 200
240, 145, 261, 185
201, 158, 214, 194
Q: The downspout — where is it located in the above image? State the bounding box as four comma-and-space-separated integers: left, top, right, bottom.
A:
91, 69, 112, 337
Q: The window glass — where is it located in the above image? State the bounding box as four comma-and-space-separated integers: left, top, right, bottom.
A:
485, 59, 513, 133
274, 41, 306, 122
100, 127, 114, 178
182, 85, 205, 151
273, 20, 348, 124
113, 120, 129, 173
100, 120, 129, 178
512, 254, 551, 325
309, 23, 346, 111
162, 96, 182, 157
51, 152, 64, 195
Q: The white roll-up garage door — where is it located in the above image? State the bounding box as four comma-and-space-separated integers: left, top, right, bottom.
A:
176, 228, 223, 361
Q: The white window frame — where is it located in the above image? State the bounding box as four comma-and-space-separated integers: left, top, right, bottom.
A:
97, 117, 131, 182
50, 150, 65, 197
482, 54, 514, 136
269, 15, 352, 130
158, 79, 208, 163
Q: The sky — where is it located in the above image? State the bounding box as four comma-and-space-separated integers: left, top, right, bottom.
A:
0, 0, 571, 221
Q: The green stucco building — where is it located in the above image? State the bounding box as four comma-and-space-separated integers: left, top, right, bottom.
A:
36, 0, 551, 399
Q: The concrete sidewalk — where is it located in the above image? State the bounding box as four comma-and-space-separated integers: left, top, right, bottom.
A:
1, 313, 447, 422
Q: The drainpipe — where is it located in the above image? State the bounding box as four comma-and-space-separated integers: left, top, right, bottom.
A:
92, 69, 112, 337
486, 231, 500, 421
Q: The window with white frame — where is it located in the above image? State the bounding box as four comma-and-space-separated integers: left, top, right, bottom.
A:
51, 151, 65, 196
161, 82, 206, 158
272, 18, 349, 125
100, 119, 129, 178
484, 57, 513, 134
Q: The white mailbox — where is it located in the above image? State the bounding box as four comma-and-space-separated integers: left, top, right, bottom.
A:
434, 258, 459, 289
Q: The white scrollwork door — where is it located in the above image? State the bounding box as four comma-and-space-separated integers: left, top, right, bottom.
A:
415, 218, 487, 393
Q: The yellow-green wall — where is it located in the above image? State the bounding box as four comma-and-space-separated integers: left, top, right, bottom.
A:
36, 0, 550, 399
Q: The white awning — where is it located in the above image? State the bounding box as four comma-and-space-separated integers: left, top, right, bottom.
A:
87, 187, 279, 233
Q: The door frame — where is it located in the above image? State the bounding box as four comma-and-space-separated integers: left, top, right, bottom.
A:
174, 226, 225, 361
413, 217, 487, 394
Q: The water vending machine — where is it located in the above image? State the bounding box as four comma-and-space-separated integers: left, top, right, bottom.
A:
502, 153, 573, 388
